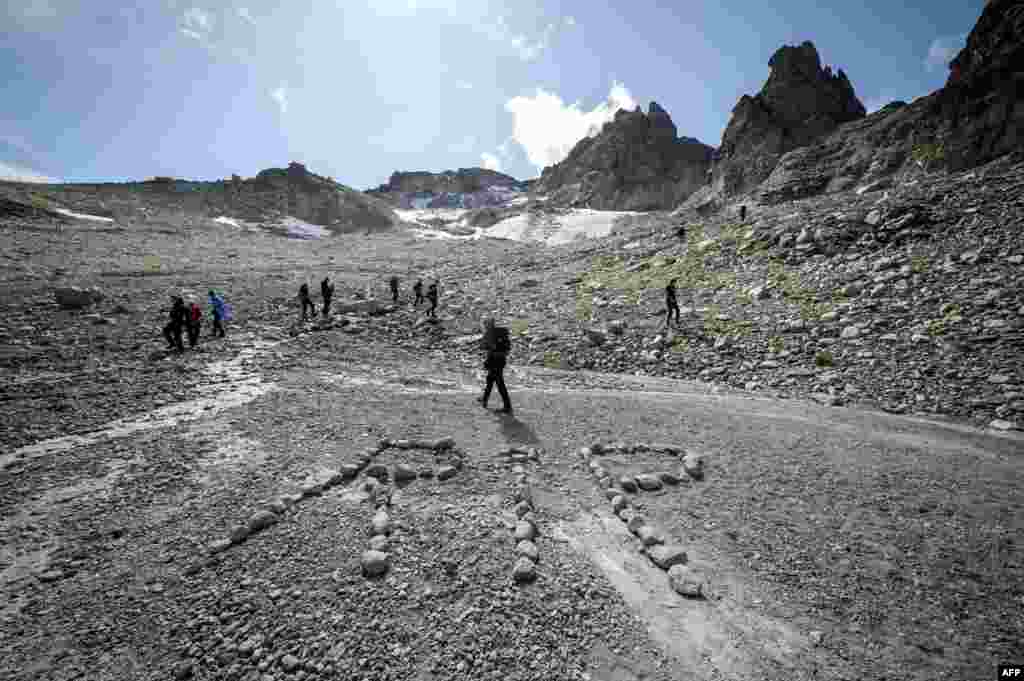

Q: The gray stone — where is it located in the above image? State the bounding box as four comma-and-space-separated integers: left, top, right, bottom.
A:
648, 544, 688, 570
657, 470, 681, 485
369, 534, 390, 552
682, 451, 705, 480
365, 463, 388, 480
371, 510, 391, 535
635, 473, 663, 491
840, 325, 861, 340
264, 498, 287, 514
989, 419, 1017, 431
514, 520, 535, 542
229, 525, 250, 545
637, 525, 665, 546
618, 476, 638, 493
512, 557, 536, 583
301, 481, 324, 498
247, 510, 279, 534
516, 540, 539, 562
514, 500, 532, 518
626, 514, 646, 534
667, 564, 704, 598
437, 465, 457, 481
361, 550, 390, 577
339, 464, 361, 479
54, 286, 103, 309
611, 495, 628, 513
280, 654, 301, 672
393, 464, 417, 482
419, 467, 434, 478
431, 436, 456, 451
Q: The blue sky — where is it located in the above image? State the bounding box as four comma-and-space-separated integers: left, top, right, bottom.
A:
1, 0, 984, 188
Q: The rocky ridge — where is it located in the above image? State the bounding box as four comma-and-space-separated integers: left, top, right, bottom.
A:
0, 161, 400, 234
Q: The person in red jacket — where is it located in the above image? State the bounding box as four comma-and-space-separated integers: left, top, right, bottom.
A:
187, 300, 202, 348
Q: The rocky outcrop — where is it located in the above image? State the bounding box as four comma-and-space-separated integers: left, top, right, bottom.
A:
757, 0, 1024, 205
710, 41, 866, 198
376, 168, 522, 195
532, 102, 714, 211
936, 0, 1024, 170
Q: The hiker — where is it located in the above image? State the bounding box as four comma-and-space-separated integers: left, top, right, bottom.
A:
187, 299, 202, 348
477, 317, 513, 414
208, 290, 227, 337
740, 205, 747, 222
163, 296, 186, 352
412, 278, 424, 306
426, 280, 438, 317
665, 278, 681, 327
389, 275, 399, 304
321, 276, 334, 318
299, 283, 316, 320
675, 224, 687, 239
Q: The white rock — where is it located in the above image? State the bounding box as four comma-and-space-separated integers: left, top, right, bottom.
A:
361, 550, 390, 577
668, 564, 704, 598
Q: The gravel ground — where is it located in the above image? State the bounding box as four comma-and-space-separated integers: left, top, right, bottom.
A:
2, 184, 1023, 681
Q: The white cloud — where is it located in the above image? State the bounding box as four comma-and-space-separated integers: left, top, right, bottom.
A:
505, 81, 637, 171
237, 6, 255, 24
925, 35, 966, 72
480, 152, 502, 172
180, 7, 213, 42
270, 86, 288, 114
564, 16, 576, 27
455, 80, 473, 90
0, 160, 56, 183
485, 16, 556, 61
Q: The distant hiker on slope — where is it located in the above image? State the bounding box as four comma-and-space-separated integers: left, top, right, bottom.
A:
665, 278, 681, 327
208, 290, 228, 337
740, 205, 747, 222
298, 283, 316, 321
426, 280, 438, 318
164, 295, 186, 353
412, 278, 424, 306
389, 275, 400, 304
477, 317, 513, 414
321, 276, 334, 318
187, 298, 202, 349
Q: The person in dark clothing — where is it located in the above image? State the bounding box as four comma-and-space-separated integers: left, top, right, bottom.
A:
299, 283, 316, 320
320, 277, 334, 318
665, 278, 681, 327
208, 290, 227, 337
187, 300, 202, 348
389, 275, 399, 304
426, 281, 438, 317
412, 279, 424, 306
163, 296, 186, 352
740, 205, 747, 222
477, 318, 512, 413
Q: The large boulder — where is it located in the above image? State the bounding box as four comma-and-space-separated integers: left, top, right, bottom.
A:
532, 102, 714, 210
54, 286, 103, 309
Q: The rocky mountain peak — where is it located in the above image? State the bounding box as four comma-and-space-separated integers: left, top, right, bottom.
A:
532, 102, 712, 210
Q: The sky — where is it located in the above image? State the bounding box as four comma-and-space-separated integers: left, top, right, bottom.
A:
0, 0, 986, 188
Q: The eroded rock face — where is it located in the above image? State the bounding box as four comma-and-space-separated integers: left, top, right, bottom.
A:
757, 1, 1024, 204
381, 168, 520, 195
937, 0, 1024, 170
711, 41, 866, 197
532, 102, 714, 211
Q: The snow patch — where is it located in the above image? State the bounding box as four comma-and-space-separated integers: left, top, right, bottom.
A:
54, 208, 114, 223
487, 209, 639, 245
279, 216, 329, 239
214, 216, 243, 228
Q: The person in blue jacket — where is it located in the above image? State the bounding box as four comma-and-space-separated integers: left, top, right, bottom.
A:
208, 290, 227, 338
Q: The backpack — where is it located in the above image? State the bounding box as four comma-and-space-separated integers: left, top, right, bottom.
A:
189, 304, 201, 323
493, 327, 511, 355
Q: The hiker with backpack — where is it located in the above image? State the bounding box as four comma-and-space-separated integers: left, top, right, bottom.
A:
412, 278, 424, 306
389, 275, 400, 304
208, 289, 228, 337
163, 295, 186, 353
298, 283, 316, 321
321, 276, 334, 318
477, 317, 513, 414
186, 298, 202, 348
665, 278, 681, 327
426, 280, 438, 317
